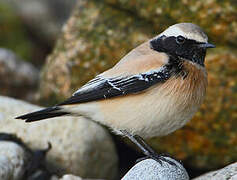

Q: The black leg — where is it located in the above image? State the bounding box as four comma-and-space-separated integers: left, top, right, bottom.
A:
120, 130, 178, 167
120, 130, 151, 156
134, 135, 157, 154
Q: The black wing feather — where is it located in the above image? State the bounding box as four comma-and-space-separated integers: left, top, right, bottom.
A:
15, 107, 69, 122
58, 65, 172, 106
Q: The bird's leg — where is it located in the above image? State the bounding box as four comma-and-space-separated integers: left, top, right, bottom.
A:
120, 130, 178, 166
120, 130, 152, 157
133, 134, 157, 155
134, 135, 178, 166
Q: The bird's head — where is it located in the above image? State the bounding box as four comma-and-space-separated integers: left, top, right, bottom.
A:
150, 23, 215, 66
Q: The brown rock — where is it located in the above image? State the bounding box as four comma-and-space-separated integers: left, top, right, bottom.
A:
39, 0, 151, 105
103, 0, 237, 46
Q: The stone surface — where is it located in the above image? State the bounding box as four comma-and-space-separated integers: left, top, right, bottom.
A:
0, 133, 53, 179
193, 162, 237, 180
39, 0, 151, 105
122, 158, 189, 180
0, 48, 39, 102
103, 0, 237, 46
54, 174, 105, 180
0, 96, 118, 179
39, 0, 237, 170
0, 141, 29, 180
0, 156, 13, 180
59, 175, 82, 180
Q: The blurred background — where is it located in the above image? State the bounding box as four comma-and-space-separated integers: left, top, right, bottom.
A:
0, 0, 236, 179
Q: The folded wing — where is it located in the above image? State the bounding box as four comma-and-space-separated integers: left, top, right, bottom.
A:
58, 65, 171, 105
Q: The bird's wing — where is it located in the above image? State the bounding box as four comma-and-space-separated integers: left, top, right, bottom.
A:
58, 41, 173, 106
58, 65, 172, 105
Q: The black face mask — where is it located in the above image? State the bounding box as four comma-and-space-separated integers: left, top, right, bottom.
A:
150, 35, 208, 66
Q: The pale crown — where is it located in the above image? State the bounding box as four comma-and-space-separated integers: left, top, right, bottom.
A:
158, 23, 208, 43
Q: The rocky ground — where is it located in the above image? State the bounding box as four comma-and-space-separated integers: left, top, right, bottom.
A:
0, 0, 236, 179
0, 96, 118, 179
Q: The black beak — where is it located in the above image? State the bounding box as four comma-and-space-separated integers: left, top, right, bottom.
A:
198, 42, 216, 49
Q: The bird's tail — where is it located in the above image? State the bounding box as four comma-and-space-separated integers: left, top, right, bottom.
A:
15, 106, 69, 122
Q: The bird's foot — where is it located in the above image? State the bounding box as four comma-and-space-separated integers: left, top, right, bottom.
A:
120, 130, 178, 167
136, 153, 179, 167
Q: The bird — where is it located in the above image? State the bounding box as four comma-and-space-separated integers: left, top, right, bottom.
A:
16, 23, 215, 160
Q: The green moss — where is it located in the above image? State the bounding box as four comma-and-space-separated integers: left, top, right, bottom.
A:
0, 2, 34, 61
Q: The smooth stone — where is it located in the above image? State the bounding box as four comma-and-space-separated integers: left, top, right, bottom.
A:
52, 174, 106, 180
0, 156, 14, 180
0, 141, 29, 180
193, 162, 237, 180
0, 96, 118, 179
122, 158, 189, 180
59, 175, 82, 180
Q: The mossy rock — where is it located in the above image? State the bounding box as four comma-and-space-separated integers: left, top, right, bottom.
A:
39, 0, 152, 104
103, 0, 237, 46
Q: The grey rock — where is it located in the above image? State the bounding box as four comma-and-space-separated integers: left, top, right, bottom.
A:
0, 156, 14, 180
59, 175, 82, 180
0, 48, 39, 101
0, 96, 118, 180
193, 162, 237, 180
0, 141, 29, 180
0, 48, 39, 84
52, 174, 105, 180
122, 158, 189, 180
51, 175, 60, 180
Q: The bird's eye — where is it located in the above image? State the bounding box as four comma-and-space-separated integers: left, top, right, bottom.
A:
176, 36, 185, 44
